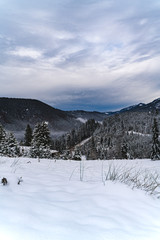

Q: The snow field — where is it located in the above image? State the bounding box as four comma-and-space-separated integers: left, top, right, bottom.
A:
0, 157, 160, 240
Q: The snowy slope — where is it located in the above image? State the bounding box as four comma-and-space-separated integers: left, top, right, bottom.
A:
75, 136, 92, 147
0, 158, 160, 240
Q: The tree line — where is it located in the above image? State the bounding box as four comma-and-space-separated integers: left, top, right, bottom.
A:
0, 112, 160, 160
0, 122, 52, 158
52, 119, 99, 152
76, 113, 160, 160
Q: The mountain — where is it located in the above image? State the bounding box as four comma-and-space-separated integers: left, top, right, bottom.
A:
0, 98, 107, 139
113, 98, 160, 114
1, 96, 160, 142
59, 98, 160, 160
68, 110, 107, 122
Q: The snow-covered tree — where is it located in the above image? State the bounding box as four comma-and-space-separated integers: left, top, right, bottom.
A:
24, 124, 33, 146
0, 124, 6, 142
0, 124, 6, 156
121, 142, 128, 159
1, 132, 20, 157
151, 118, 160, 160
87, 136, 98, 160
30, 122, 51, 158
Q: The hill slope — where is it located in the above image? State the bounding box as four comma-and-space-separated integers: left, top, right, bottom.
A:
63, 98, 160, 159
0, 98, 80, 138
1, 97, 160, 141
0, 98, 107, 139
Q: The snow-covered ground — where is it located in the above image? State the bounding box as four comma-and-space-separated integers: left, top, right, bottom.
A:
75, 136, 91, 147
77, 117, 87, 123
0, 157, 160, 240
128, 131, 151, 137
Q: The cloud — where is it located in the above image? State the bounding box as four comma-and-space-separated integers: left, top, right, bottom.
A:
0, 0, 160, 110
8, 47, 43, 59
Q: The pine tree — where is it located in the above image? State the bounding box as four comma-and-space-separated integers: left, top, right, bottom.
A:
24, 124, 33, 146
0, 124, 6, 156
87, 136, 98, 160
121, 142, 128, 159
1, 132, 20, 157
151, 118, 160, 160
0, 124, 6, 142
66, 134, 71, 149
30, 122, 51, 158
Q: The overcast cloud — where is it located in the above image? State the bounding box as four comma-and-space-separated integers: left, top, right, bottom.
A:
0, 0, 160, 111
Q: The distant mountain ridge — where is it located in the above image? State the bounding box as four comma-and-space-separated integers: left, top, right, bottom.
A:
108, 98, 160, 115
0, 97, 82, 138
68, 110, 107, 122
0, 97, 160, 140
0, 97, 107, 139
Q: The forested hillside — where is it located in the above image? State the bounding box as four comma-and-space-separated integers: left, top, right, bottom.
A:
0, 98, 107, 139
53, 109, 160, 160
79, 111, 156, 159
1, 97, 160, 160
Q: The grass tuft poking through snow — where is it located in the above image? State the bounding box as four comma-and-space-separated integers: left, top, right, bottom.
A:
103, 162, 160, 197
0, 157, 160, 240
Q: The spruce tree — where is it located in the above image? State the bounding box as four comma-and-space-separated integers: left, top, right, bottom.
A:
151, 118, 160, 160
30, 122, 51, 158
0, 124, 6, 156
66, 134, 71, 149
1, 132, 20, 157
87, 136, 98, 160
0, 124, 6, 142
24, 124, 33, 146
121, 142, 128, 159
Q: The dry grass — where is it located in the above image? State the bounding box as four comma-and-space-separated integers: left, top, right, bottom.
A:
104, 163, 160, 197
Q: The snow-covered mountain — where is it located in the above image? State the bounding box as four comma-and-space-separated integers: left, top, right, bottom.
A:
113, 98, 160, 114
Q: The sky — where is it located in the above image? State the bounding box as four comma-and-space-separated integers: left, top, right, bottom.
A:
0, 0, 160, 111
